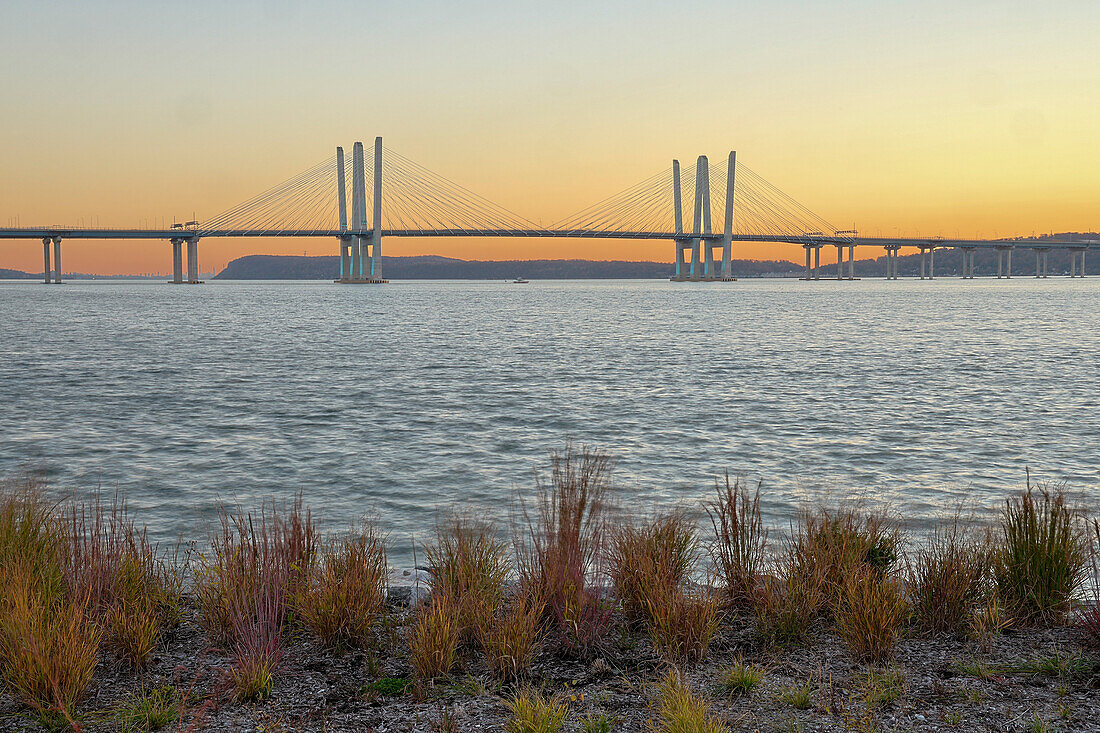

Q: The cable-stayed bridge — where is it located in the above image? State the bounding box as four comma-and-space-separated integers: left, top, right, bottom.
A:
1, 137, 1094, 284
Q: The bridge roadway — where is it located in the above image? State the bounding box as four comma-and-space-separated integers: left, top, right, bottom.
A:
1, 227, 1095, 283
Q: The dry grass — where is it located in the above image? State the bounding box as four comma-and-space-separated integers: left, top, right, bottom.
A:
295, 525, 387, 648
834, 570, 908, 663
705, 473, 768, 608
754, 549, 827, 646
408, 595, 460, 680
0, 562, 101, 722
908, 513, 992, 635
652, 671, 728, 733
993, 481, 1087, 626
0, 477, 100, 721
516, 444, 615, 657
427, 513, 509, 643
791, 505, 899, 614
610, 511, 697, 625
609, 511, 717, 662
481, 593, 544, 681
63, 494, 183, 669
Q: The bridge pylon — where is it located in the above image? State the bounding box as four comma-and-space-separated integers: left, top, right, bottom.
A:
671, 151, 736, 281
337, 138, 387, 283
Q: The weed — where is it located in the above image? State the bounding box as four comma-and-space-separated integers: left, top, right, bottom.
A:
754, 556, 826, 646
652, 672, 728, 733
610, 511, 697, 624
994, 480, 1087, 626
967, 596, 1008, 651
408, 595, 460, 680
835, 570, 907, 663
1078, 519, 1100, 646
1027, 714, 1052, 733
941, 711, 963, 726
706, 473, 768, 608
364, 676, 412, 697
717, 658, 764, 695
502, 688, 568, 733
954, 659, 995, 679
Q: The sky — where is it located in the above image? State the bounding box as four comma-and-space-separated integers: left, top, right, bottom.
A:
1, 0, 1098, 274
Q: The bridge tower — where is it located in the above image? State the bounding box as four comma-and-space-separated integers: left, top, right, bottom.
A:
671, 151, 736, 281
339, 137, 387, 283
693, 155, 709, 280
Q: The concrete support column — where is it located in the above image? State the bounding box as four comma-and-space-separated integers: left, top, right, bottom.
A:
1042, 250, 1049, 278
1081, 250, 1087, 277
1069, 252, 1076, 277
186, 238, 199, 283
804, 245, 812, 280
1006, 248, 1012, 278
848, 245, 855, 279
672, 160, 683, 279
42, 237, 52, 284
813, 245, 821, 280
929, 247, 935, 279
835, 244, 843, 280
996, 249, 1003, 278
721, 151, 735, 280
172, 239, 183, 283
1034, 249, 1041, 278
52, 237, 62, 284
920, 248, 927, 280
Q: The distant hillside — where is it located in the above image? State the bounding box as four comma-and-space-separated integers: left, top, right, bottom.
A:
215, 254, 810, 279
1, 268, 36, 279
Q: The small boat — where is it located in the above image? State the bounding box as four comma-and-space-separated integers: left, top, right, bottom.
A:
513, 277, 529, 284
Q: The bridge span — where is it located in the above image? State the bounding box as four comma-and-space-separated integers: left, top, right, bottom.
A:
1, 137, 1094, 284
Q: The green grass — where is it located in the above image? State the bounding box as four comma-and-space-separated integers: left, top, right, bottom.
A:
363, 676, 412, 697
502, 689, 567, 733
779, 680, 813, 710
116, 685, 180, 732
858, 668, 904, 707
579, 711, 617, 733
717, 659, 765, 695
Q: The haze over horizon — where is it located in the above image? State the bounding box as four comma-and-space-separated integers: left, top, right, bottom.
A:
2, 0, 1098, 274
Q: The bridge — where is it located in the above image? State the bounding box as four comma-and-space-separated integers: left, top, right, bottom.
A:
1, 137, 1094, 283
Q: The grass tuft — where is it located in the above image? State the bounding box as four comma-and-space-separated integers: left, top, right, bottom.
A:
652, 672, 728, 733
295, 525, 387, 648
502, 688, 568, 733
481, 593, 544, 681
705, 473, 768, 608
116, 685, 180, 732
717, 658, 764, 695
908, 513, 991, 636
993, 480, 1087, 626
427, 513, 509, 644
516, 444, 615, 657
408, 595, 460, 680
834, 570, 908, 664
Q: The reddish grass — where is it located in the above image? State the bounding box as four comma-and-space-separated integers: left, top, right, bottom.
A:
1078, 519, 1100, 647
705, 473, 768, 608
516, 444, 615, 657
908, 513, 992, 635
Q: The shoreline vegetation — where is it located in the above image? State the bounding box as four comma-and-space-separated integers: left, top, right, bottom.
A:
1, 447, 1098, 732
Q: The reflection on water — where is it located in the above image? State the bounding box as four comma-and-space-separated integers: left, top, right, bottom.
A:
1, 278, 1097, 566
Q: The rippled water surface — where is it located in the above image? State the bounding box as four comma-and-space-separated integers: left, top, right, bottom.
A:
2, 278, 1097, 566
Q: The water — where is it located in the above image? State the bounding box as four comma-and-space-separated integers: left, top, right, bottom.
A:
1, 278, 1097, 567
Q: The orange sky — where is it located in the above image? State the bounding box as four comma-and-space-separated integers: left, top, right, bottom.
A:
2, 1, 1098, 275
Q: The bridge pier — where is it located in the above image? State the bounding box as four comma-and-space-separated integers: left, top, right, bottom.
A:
848, 245, 855, 279
41, 237, 51, 283
52, 237, 62, 283
835, 244, 843, 280
186, 237, 203, 284
813, 244, 821, 279
1033, 248, 1049, 278
1068, 248, 1086, 277
960, 247, 975, 278
169, 238, 184, 283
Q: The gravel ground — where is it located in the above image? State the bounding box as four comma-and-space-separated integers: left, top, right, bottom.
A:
1, 591, 1097, 732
